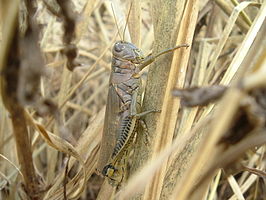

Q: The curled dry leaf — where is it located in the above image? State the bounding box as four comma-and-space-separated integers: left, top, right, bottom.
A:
172, 85, 227, 107
174, 85, 266, 146
25, 112, 86, 200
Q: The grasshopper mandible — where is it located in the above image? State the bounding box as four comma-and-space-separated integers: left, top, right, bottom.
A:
96, 4, 189, 186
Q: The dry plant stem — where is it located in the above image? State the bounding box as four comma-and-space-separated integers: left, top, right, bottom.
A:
220, 2, 264, 84
159, 1, 199, 198
11, 108, 41, 193
171, 2, 266, 199
214, 0, 252, 33
228, 175, 245, 200
0, 2, 42, 199
128, 0, 187, 198
0, 1, 18, 71
241, 21, 266, 90
230, 0, 252, 26
128, 0, 141, 46
243, 52, 266, 91
208, 170, 222, 200
243, 166, 266, 178
204, 2, 259, 85
44, 146, 99, 200
142, 1, 198, 200
76, 0, 102, 42
96, 180, 115, 200
0, 154, 23, 178
237, 147, 264, 186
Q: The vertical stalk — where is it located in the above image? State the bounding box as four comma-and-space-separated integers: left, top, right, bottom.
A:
130, 0, 187, 199
0, 1, 43, 199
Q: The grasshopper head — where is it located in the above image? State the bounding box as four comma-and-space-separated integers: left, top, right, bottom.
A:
112, 41, 144, 63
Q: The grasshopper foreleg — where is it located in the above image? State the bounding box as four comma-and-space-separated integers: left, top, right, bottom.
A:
138, 44, 189, 70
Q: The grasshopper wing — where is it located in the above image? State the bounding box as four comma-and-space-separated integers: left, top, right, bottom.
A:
97, 84, 122, 173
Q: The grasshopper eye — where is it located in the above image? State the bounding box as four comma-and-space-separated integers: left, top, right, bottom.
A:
114, 43, 124, 52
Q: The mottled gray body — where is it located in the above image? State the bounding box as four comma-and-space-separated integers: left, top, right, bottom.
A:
97, 41, 189, 185
97, 41, 144, 184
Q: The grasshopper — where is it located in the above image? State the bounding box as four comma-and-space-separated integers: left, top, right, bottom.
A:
96, 4, 189, 186
97, 40, 188, 186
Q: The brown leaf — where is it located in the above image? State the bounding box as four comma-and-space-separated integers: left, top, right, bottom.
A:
172, 85, 227, 107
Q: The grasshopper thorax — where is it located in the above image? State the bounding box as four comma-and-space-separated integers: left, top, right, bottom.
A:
112, 41, 144, 64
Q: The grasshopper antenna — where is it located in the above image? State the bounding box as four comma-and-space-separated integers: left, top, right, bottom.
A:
122, 2, 133, 42
111, 3, 123, 41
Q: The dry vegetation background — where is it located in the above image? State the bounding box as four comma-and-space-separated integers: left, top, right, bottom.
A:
0, 0, 266, 200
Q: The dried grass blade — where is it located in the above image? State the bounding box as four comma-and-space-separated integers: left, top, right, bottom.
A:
204, 2, 259, 84
26, 112, 86, 200
170, 2, 266, 199
142, 0, 198, 199
47, 108, 104, 199
128, 0, 141, 46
